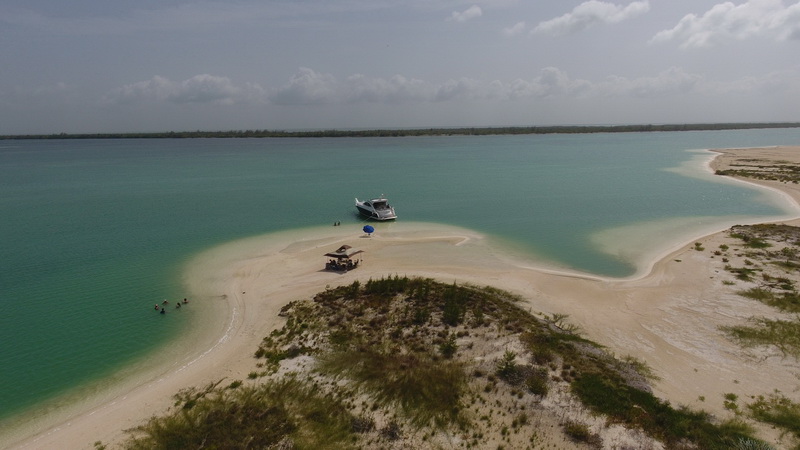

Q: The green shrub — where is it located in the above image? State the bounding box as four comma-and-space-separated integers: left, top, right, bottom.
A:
439, 333, 458, 358
319, 350, 466, 427
525, 367, 549, 397
572, 373, 757, 448
496, 351, 518, 381
731, 437, 777, 449
722, 318, 800, 359
748, 393, 800, 440
123, 379, 356, 450
563, 420, 601, 447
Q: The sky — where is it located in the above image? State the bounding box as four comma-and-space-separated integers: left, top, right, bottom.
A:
1, 0, 799, 134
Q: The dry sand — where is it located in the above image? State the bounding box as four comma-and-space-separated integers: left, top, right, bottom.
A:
6, 146, 800, 449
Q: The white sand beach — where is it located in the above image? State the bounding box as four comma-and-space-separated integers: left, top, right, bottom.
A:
6, 146, 800, 449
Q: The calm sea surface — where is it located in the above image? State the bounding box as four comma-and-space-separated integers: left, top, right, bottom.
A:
1, 129, 799, 423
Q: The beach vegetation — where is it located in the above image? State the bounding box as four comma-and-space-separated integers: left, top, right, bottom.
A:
739, 287, 800, 313
123, 377, 357, 450
524, 366, 549, 397
495, 350, 518, 380
716, 224, 800, 367
563, 420, 601, 447
318, 348, 467, 427
570, 372, 758, 447
722, 318, 800, 359
724, 393, 740, 412
620, 354, 660, 382
118, 277, 776, 449
439, 332, 458, 358
747, 393, 800, 445
732, 438, 778, 450
747, 238, 771, 249
731, 225, 800, 250
717, 157, 800, 185
725, 264, 759, 281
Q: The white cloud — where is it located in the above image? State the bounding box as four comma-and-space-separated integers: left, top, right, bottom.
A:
106, 75, 263, 105
271, 65, 800, 106
270, 68, 583, 105
344, 74, 431, 103
100, 66, 799, 114
651, 0, 800, 48
434, 78, 481, 101
487, 67, 592, 99
269, 68, 339, 105
485, 67, 716, 100
533, 0, 650, 36
271, 69, 433, 104
702, 68, 799, 94
595, 67, 702, 97
448, 5, 483, 23
503, 21, 527, 36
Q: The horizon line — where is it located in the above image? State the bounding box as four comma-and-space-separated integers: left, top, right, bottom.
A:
2, 121, 800, 140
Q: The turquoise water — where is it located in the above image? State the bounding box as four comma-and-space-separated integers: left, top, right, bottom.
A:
1, 129, 799, 424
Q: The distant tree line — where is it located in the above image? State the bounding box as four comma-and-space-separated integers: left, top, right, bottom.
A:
2, 122, 799, 140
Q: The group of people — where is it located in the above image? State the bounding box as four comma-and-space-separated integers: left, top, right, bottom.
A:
154, 298, 189, 314
325, 258, 359, 271
332, 221, 341, 226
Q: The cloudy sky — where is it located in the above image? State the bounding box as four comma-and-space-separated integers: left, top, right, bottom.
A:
1, 0, 799, 134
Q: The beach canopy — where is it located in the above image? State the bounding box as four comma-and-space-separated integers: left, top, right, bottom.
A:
363, 225, 375, 234
324, 245, 364, 259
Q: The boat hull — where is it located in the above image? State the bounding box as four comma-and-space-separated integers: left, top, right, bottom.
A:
356, 206, 396, 221
355, 197, 397, 221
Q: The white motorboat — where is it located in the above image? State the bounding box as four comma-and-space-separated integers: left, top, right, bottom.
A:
355, 196, 397, 221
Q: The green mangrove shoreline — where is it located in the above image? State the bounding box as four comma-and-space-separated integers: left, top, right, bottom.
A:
2, 122, 800, 140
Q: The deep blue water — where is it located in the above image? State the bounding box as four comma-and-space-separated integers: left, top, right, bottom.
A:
1, 128, 799, 423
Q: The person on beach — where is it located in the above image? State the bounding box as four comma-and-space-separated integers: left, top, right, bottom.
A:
183, 298, 188, 304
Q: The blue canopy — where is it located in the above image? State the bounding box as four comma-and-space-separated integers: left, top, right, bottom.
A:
363, 225, 375, 234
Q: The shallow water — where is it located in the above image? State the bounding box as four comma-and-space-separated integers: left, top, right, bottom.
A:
1, 128, 799, 423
